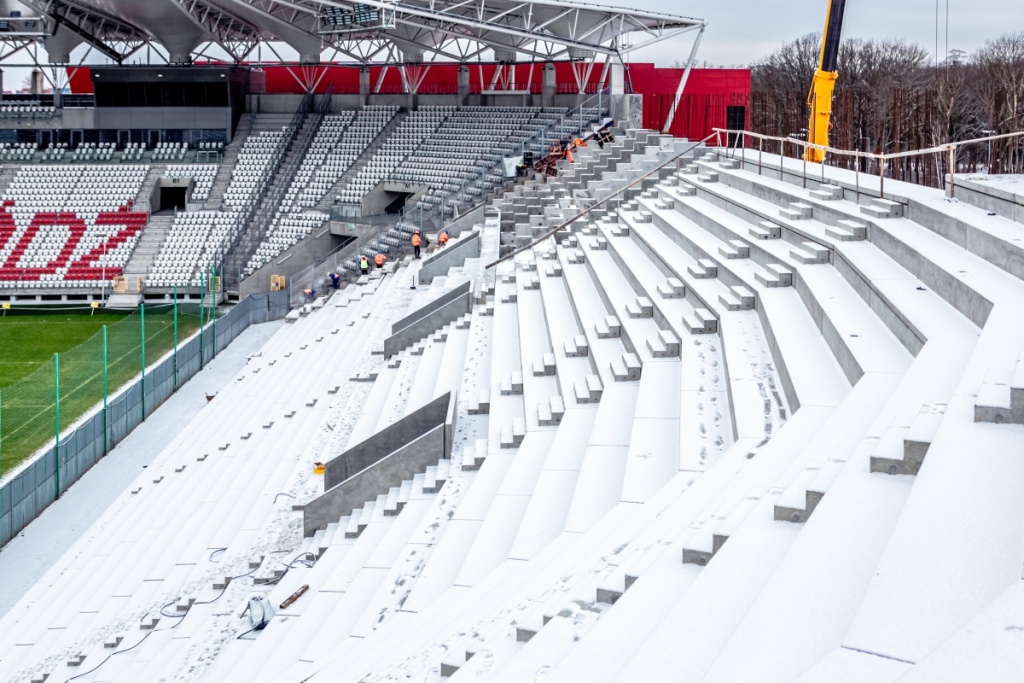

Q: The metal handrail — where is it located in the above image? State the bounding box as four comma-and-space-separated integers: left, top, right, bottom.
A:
486, 130, 718, 269
220, 90, 317, 286
712, 127, 1024, 200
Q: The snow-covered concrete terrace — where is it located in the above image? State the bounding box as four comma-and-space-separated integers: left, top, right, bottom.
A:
1, 133, 1023, 683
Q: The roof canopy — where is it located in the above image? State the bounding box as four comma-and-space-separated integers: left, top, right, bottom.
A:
2, 0, 703, 65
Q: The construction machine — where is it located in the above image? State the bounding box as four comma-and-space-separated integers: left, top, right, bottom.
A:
805, 0, 847, 162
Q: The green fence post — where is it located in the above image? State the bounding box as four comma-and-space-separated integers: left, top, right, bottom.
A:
173, 286, 178, 388
140, 303, 146, 421
54, 353, 60, 499
212, 264, 217, 359
103, 325, 108, 455
199, 271, 206, 370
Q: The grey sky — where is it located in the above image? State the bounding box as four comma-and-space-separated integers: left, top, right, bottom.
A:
629, 0, 1024, 67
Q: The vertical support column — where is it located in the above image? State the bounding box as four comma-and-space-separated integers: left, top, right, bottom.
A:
359, 66, 370, 106
103, 326, 108, 455
542, 62, 556, 109
948, 146, 956, 198
140, 304, 146, 421
457, 64, 470, 107
53, 353, 60, 499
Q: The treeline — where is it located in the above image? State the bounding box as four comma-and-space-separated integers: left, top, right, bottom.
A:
749, 32, 1024, 186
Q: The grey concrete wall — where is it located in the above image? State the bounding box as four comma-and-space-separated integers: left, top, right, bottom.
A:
384, 291, 473, 358
908, 197, 1024, 282
947, 175, 1024, 225
331, 94, 364, 110
303, 426, 444, 536
418, 231, 481, 284
248, 94, 302, 114
304, 391, 456, 536
869, 221, 993, 329
432, 203, 485, 240
324, 391, 452, 489
390, 280, 472, 334
239, 225, 342, 299
95, 107, 231, 131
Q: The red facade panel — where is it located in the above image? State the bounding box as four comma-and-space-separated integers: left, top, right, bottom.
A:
66, 62, 751, 139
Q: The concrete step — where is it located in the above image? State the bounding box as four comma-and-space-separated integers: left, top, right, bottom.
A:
790, 241, 830, 264
810, 184, 843, 201
718, 285, 755, 311
719, 239, 749, 259
754, 263, 793, 288
780, 201, 813, 220
657, 277, 686, 299
826, 219, 868, 241
687, 258, 718, 279
749, 220, 781, 240
682, 308, 718, 335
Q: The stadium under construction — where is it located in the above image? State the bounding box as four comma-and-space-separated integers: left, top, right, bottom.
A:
0, 1, 1023, 682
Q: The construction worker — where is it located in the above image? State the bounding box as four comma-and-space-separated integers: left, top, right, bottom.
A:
438, 230, 449, 248
328, 271, 340, 289
411, 230, 422, 259
359, 254, 370, 276
375, 252, 387, 268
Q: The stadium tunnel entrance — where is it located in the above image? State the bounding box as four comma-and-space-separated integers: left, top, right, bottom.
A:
149, 176, 194, 214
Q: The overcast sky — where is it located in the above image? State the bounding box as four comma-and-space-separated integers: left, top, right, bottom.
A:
629, 0, 1024, 67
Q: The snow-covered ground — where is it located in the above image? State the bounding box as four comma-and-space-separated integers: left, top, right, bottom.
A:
0, 320, 283, 619
2, 137, 1024, 683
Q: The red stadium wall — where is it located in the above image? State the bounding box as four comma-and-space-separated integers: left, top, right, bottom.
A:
67, 63, 751, 140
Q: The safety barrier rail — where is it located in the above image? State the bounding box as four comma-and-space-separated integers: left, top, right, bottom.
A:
711, 128, 1024, 201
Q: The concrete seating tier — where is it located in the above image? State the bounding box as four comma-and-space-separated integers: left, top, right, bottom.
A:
164, 163, 217, 202
0, 164, 149, 287
4, 135, 1023, 683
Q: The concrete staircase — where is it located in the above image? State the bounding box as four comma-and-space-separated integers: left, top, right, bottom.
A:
222, 114, 322, 289
134, 164, 166, 212
207, 114, 251, 211
122, 214, 175, 288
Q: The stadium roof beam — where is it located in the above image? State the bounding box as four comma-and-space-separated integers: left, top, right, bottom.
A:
166, 0, 265, 63
25, 0, 148, 64
0, 0, 706, 78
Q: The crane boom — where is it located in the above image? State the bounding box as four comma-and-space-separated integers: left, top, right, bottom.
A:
805, 0, 847, 162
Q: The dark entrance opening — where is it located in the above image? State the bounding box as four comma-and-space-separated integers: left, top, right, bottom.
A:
726, 106, 746, 147
160, 186, 187, 212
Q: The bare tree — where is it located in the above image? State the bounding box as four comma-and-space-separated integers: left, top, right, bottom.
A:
970, 32, 1024, 173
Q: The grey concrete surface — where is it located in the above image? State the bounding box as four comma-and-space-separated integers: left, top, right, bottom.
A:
0, 321, 283, 619
303, 426, 445, 536
418, 232, 481, 285
323, 392, 452, 489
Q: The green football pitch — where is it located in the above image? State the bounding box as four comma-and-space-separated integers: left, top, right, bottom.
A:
0, 308, 130, 388
0, 305, 203, 472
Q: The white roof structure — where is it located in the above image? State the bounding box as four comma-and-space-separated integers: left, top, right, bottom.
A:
3, 128, 1024, 683
0, 0, 704, 65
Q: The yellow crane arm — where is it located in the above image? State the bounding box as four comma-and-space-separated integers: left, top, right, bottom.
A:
806, 69, 838, 163
805, 0, 847, 162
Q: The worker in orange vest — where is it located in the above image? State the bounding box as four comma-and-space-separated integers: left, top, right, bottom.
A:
375, 252, 387, 268
411, 230, 422, 259
438, 230, 449, 248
